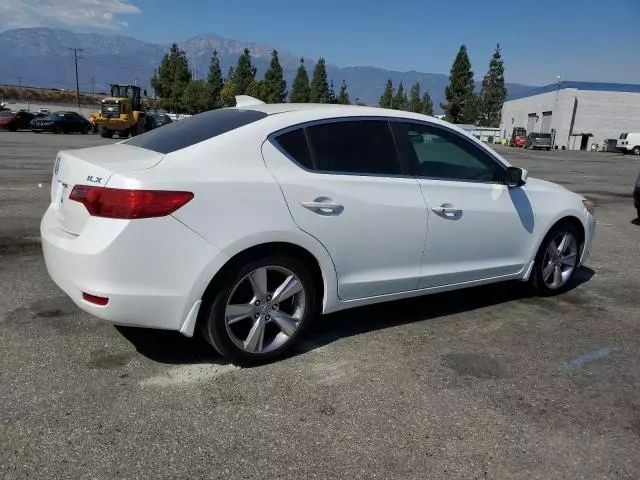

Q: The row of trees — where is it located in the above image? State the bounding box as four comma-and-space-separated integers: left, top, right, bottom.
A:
378, 81, 434, 115
376, 44, 506, 126
151, 42, 508, 126
440, 44, 507, 127
151, 45, 353, 114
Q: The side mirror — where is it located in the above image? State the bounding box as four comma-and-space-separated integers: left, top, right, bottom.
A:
505, 166, 527, 188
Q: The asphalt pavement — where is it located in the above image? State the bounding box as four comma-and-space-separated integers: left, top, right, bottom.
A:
1, 132, 640, 479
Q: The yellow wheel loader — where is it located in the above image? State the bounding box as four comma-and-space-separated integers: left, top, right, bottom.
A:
93, 84, 148, 139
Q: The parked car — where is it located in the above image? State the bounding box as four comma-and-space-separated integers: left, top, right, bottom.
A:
634, 171, 640, 219
509, 127, 527, 147
31, 111, 92, 134
0, 110, 36, 131
617, 133, 640, 155
147, 112, 173, 130
525, 132, 552, 151
41, 98, 597, 365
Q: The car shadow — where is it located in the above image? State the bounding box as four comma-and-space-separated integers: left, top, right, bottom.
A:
116, 267, 595, 366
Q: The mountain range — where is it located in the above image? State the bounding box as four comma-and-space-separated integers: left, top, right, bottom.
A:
0, 28, 534, 112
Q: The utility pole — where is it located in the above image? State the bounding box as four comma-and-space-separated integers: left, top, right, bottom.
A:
68, 48, 83, 112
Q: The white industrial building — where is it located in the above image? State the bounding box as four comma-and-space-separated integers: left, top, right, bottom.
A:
500, 81, 640, 151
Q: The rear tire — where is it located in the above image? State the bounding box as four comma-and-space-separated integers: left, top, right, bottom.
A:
200, 255, 317, 366
546, 147, 551, 151
100, 128, 113, 138
633, 146, 640, 156
532, 223, 581, 296
117, 129, 130, 139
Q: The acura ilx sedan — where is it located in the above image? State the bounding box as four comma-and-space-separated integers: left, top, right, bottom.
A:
41, 96, 596, 365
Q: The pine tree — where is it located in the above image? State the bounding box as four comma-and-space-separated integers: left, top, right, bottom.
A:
420, 90, 434, 116
289, 58, 311, 103
182, 79, 210, 114
226, 66, 235, 81
328, 80, 338, 104
263, 50, 287, 103
206, 50, 223, 109
151, 43, 192, 113
479, 44, 507, 127
378, 79, 394, 108
393, 82, 408, 110
245, 80, 267, 102
441, 45, 475, 124
233, 48, 257, 95
220, 80, 236, 107
408, 83, 421, 113
309, 57, 331, 103
337, 80, 350, 105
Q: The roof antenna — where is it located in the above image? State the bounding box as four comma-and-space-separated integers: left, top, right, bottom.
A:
235, 95, 265, 108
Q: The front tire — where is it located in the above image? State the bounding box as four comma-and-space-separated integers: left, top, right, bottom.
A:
117, 129, 130, 139
200, 255, 317, 366
100, 128, 113, 138
632, 146, 640, 156
532, 224, 581, 296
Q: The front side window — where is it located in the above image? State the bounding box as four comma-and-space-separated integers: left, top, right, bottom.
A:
305, 120, 401, 175
391, 122, 505, 183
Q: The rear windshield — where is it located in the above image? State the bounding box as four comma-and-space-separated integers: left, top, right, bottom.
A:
125, 108, 268, 154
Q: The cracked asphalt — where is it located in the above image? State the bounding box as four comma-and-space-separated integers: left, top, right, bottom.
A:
1, 132, 639, 479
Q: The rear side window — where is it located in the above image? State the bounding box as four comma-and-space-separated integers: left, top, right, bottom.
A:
126, 109, 268, 154
305, 120, 401, 175
274, 129, 313, 169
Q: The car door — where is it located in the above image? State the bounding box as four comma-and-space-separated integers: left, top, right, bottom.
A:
391, 121, 535, 289
261, 119, 428, 300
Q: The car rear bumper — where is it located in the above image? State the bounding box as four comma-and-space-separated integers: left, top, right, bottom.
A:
40, 205, 225, 332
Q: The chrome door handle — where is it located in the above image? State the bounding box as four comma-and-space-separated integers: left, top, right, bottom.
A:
301, 199, 344, 215
431, 205, 462, 215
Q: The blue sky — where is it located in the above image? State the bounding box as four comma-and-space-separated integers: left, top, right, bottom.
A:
2, 0, 639, 85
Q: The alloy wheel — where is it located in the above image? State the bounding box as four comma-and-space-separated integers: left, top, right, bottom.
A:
224, 266, 306, 354
541, 232, 578, 289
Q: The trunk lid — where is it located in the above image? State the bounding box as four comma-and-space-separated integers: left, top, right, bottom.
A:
50, 143, 164, 235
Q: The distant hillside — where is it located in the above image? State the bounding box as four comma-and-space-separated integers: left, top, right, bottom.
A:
0, 84, 102, 107
0, 27, 534, 112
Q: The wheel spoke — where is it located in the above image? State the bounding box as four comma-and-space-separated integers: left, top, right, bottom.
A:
271, 275, 303, 303
270, 310, 300, 337
247, 268, 268, 298
553, 265, 562, 288
542, 261, 555, 281
226, 303, 254, 324
546, 241, 557, 259
557, 233, 570, 254
244, 316, 265, 353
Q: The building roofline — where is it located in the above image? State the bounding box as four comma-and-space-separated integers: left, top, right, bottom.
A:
507, 81, 640, 101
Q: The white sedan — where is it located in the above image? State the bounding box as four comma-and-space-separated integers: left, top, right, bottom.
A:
41, 96, 596, 365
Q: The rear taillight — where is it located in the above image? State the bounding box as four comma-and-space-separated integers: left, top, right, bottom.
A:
69, 186, 194, 219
